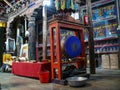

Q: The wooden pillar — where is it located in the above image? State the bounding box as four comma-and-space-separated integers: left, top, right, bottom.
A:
0, 22, 6, 66
42, 6, 47, 60
28, 16, 36, 60
50, 26, 54, 79
116, 0, 120, 69
56, 23, 62, 80
86, 0, 95, 74
24, 16, 27, 34
16, 27, 20, 56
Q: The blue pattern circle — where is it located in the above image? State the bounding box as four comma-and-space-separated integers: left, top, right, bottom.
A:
64, 36, 82, 58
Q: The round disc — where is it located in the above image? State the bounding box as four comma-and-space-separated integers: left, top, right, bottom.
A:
65, 36, 82, 58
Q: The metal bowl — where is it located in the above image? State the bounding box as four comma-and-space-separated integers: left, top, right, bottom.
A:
67, 77, 87, 87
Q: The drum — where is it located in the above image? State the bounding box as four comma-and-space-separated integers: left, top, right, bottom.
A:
64, 36, 82, 58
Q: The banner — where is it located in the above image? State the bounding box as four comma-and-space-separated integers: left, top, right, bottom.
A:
55, 0, 79, 12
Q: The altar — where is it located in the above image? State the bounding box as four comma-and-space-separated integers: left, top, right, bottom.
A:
12, 62, 51, 79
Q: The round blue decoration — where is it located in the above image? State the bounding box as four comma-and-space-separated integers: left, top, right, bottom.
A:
64, 36, 82, 58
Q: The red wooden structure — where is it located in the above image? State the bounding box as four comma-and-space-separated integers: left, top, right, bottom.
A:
49, 17, 86, 80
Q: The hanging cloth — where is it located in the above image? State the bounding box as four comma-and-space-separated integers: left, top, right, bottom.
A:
55, 0, 61, 10
71, 0, 74, 10
61, 0, 66, 10
66, 0, 71, 9
74, 0, 78, 11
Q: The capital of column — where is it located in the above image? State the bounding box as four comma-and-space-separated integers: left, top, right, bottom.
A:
28, 16, 36, 22
28, 16, 36, 27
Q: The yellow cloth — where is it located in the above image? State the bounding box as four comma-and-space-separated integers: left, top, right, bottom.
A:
61, 0, 66, 10
71, 0, 74, 10
3, 54, 12, 63
3, 61, 13, 66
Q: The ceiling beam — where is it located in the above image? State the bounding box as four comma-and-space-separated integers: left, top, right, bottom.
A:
3, 0, 15, 10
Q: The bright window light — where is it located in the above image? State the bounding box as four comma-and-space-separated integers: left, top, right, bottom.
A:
43, 0, 50, 6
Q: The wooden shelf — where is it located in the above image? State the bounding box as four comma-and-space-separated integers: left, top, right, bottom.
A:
95, 51, 118, 54
36, 44, 56, 48
86, 51, 118, 55
36, 43, 52, 61
85, 37, 118, 43
95, 44, 118, 48
94, 37, 118, 42
61, 57, 85, 64
62, 61, 80, 64
92, 15, 117, 23
87, 44, 118, 48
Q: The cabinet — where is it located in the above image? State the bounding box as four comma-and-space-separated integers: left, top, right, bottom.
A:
83, 0, 119, 68
83, 0, 117, 41
85, 37, 118, 54
36, 44, 51, 61
102, 54, 119, 69
49, 17, 85, 80
85, 37, 119, 68
36, 44, 42, 61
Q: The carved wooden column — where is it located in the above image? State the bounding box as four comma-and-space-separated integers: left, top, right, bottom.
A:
28, 16, 36, 60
